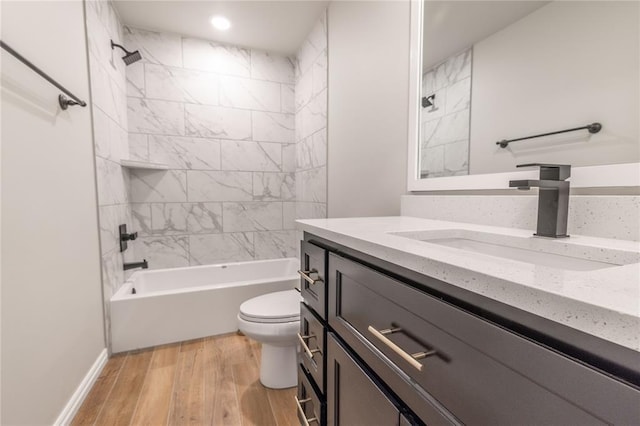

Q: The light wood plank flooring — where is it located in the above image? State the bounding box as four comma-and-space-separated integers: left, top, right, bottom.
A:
72, 333, 298, 426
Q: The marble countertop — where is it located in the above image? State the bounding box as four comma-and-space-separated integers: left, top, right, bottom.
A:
296, 216, 640, 351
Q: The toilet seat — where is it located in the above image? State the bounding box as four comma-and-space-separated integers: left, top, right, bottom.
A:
238, 289, 301, 323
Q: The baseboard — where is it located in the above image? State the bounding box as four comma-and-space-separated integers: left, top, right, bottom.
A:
54, 348, 108, 425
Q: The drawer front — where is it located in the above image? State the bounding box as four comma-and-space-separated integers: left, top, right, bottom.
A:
300, 302, 326, 393
300, 240, 327, 319
327, 332, 400, 426
297, 364, 325, 426
328, 253, 623, 425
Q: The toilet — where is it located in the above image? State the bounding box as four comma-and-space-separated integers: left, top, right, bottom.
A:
237, 289, 302, 389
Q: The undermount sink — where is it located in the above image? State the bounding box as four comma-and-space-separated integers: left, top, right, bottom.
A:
391, 229, 640, 271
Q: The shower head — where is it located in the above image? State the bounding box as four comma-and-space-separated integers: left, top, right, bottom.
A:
110, 40, 142, 65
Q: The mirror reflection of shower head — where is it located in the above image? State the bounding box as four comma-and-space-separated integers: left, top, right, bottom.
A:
110, 40, 142, 65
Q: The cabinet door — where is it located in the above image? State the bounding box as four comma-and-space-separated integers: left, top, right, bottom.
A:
327, 333, 399, 426
300, 240, 327, 319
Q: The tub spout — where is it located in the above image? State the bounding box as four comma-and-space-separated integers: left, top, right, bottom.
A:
124, 259, 148, 271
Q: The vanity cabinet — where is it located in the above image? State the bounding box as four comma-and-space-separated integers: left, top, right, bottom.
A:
298, 233, 640, 426
326, 332, 403, 426
298, 240, 329, 425
300, 302, 326, 392
300, 240, 327, 320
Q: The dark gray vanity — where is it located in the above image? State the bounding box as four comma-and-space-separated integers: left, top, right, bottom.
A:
296, 233, 640, 425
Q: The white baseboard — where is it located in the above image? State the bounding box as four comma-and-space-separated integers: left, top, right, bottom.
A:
54, 348, 108, 426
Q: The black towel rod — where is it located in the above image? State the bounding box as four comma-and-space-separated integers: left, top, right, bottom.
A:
497, 122, 602, 148
0, 40, 87, 110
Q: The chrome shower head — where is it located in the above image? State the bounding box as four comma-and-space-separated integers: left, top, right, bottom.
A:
110, 40, 142, 66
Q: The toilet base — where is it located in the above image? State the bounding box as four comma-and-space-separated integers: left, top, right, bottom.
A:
259, 343, 297, 389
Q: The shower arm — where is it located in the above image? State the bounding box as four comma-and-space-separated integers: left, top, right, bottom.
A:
110, 41, 133, 55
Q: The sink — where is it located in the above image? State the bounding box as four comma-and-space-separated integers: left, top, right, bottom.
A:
390, 229, 640, 271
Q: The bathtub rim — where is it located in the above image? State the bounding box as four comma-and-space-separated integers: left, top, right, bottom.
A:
111, 257, 300, 301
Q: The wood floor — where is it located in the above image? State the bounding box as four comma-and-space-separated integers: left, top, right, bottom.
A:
72, 333, 298, 426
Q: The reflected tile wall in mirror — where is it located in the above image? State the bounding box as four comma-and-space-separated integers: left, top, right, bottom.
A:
420, 48, 471, 178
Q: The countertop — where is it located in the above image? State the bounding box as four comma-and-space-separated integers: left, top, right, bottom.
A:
296, 216, 640, 351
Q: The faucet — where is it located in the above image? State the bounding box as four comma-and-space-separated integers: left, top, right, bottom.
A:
509, 163, 571, 238
123, 259, 148, 271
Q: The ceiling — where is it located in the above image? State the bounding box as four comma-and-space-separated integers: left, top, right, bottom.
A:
113, 0, 329, 56
423, 1, 549, 70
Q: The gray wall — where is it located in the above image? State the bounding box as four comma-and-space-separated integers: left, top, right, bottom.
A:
327, 1, 410, 218
1, 0, 105, 423
470, 1, 639, 174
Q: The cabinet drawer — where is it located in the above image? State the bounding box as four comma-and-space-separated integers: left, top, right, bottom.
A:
300, 302, 326, 394
297, 364, 325, 426
328, 253, 639, 425
300, 240, 327, 319
327, 333, 401, 426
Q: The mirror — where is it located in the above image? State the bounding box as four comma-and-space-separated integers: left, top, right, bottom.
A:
412, 1, 639, 182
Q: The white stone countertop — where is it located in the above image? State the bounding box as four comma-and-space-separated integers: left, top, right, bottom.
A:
296, 216, 640, 351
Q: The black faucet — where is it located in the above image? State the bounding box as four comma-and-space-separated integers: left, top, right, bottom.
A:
123, 259, 148, 271
119, 224, 138, 252
509, 163, 571, 238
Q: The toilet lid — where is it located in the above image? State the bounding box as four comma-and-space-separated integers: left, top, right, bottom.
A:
239, 289, 301, 323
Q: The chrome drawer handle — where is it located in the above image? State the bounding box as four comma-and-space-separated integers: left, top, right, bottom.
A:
298, 269, 323, 285
295, 396, 318, 426
297, 333, 321, 359
368, 325, 437, 372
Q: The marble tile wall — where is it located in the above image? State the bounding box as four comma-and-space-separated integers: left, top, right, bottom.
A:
420, 48, 471, 178
295, 11, 328, 233
86, 0, 134, 350
124, 26, 304, 267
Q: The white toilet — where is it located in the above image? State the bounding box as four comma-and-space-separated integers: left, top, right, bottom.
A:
237, 289, 302, 389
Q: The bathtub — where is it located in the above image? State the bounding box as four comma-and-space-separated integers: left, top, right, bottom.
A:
110, 258, 299, 353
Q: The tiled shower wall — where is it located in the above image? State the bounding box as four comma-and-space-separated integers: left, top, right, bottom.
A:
123, 22, 326, 268
295, 12, 328, 226
86, 0, 132, 348
420, 48, 471, 178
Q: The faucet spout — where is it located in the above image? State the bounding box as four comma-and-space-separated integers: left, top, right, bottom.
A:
509, 179, 569, 190
509, 164, 571, 238
124, 259, 148, 271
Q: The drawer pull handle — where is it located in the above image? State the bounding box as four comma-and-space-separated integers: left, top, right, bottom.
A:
295, 396, 318, 426
298, 269, 323, 285
297, 333, 321, 359
368, 326, 437, 372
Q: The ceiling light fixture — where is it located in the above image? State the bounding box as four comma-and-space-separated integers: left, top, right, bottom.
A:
210, 15, 231, 31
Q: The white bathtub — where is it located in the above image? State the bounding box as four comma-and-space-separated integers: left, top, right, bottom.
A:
110, 258, 299, 353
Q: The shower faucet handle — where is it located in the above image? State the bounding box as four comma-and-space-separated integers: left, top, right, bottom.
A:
121, 231, 138, 241
119, 224, 138, 252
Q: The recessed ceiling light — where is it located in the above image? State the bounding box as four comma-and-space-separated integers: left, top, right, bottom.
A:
210, 15, 231, 31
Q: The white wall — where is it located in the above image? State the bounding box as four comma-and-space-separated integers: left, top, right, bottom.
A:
327, 1, 410, 218
1, 1, 105, 424
470, 1, 639, 174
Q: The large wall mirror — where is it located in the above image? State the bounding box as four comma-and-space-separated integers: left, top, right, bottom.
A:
407, 0, 640, 190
